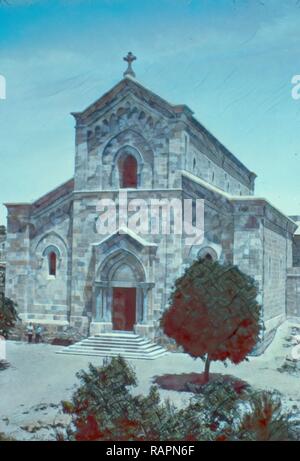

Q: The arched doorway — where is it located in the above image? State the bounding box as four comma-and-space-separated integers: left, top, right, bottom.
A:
111, 263, 137, 331
94, 250, 149, 332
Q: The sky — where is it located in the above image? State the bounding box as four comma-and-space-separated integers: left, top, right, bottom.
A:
0, 0, 300, 225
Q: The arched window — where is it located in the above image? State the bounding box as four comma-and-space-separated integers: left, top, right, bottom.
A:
198, 246, 218, 262
119, 154, 138, 188
48, 252, 57, 276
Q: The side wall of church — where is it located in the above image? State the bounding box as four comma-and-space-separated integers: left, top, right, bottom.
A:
287, 268, 300, 318
183, 130, 255, 196
0, 226, 6, 295
27, 198, 72, 323
5, 205, 32, 316
232, 200, 295, 334
5, 197, 72, 325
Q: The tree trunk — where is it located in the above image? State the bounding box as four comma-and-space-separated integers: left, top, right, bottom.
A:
204, 355, 211, 383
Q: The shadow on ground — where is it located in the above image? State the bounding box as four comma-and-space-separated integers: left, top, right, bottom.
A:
153, 372, 248, 394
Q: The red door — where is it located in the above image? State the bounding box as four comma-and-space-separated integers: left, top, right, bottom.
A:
112, 287, 136, 331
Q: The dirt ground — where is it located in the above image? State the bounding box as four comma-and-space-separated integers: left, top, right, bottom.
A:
0, 320, 299, 440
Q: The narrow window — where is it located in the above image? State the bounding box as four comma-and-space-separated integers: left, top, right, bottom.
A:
119, 154, 137, 188
49, 252, 57, 276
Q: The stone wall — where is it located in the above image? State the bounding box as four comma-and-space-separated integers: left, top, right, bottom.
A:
0, 226, 6, 295
287, 268, 300, 318
188, 136, 253, 196
70, 189, 186, 334
292, 235, 300, 267
5, 186, 73, 325
231, 199, 296, 334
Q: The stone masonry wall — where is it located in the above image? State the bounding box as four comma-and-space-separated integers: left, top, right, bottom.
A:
0, 226, 6, 295
287, 268, 300, 318
262, 225, 289, 322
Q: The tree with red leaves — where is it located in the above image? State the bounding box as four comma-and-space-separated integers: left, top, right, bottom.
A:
160, 259, 262, 383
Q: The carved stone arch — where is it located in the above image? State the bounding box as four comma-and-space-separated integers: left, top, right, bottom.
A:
93, 249, 150, 329
101, 119, 110, 137
42, 244, 61, 258
127, 106, 139, 121
95, 125, 101, 141
102, 128, 154, 160
185, 240, 222, 266
35, 231, 68, 257
102, 128, 155, 188
146, 115, 154, 129
97, 249, 146, 283
198, 246, 218, 261
112, 145, 143, 188
33, 233, 69, 294
87, 130, 94, 152
109, 113, 117, 131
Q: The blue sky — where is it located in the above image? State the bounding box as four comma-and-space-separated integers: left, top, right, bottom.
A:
0, 0, 300, 224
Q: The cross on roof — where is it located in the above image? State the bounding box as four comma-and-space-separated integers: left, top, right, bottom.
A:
123, 52, 137, 78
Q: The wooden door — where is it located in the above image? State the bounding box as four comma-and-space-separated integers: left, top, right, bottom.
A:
112, 287, 136, 331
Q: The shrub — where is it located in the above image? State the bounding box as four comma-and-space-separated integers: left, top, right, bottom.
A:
58, 356, 296, 441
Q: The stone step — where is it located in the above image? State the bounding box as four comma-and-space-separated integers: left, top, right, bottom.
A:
57, 349, 168, 360
57, 333, 168, 360
81, 339, 153, 347
76, 343, 160, 351
85, 336, 150, 343
65, 344, 164, 354
60, 345, 167, 355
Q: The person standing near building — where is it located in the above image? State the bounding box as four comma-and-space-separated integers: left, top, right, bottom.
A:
34, 324, 43, 343
26, 323, 34, 343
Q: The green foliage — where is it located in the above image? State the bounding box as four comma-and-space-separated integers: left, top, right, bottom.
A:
59, 356, 296, 441
0, 293, 19, 338
186, 379, 292, 441
60, 356, 206, 441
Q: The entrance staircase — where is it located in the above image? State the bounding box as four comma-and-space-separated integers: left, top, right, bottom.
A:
56, 332, 168, 360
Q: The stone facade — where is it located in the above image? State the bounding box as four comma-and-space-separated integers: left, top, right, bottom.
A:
3, 72, 299, 346
0, 226, 5, 294
287, 217, 300, 319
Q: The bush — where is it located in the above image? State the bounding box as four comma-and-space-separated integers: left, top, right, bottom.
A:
58, 356, 297, 441
0, 293, 19, 339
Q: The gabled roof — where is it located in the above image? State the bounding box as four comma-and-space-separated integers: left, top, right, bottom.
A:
71, 76, 255, 181
4, 179, 74, 214
71, 76, 191, 121
92, 226, 157, 249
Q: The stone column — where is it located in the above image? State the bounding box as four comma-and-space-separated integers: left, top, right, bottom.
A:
141, 287, 148, 324
95, 287, 102, 322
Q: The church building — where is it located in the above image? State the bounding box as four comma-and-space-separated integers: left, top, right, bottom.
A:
3, 54, 299, 349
